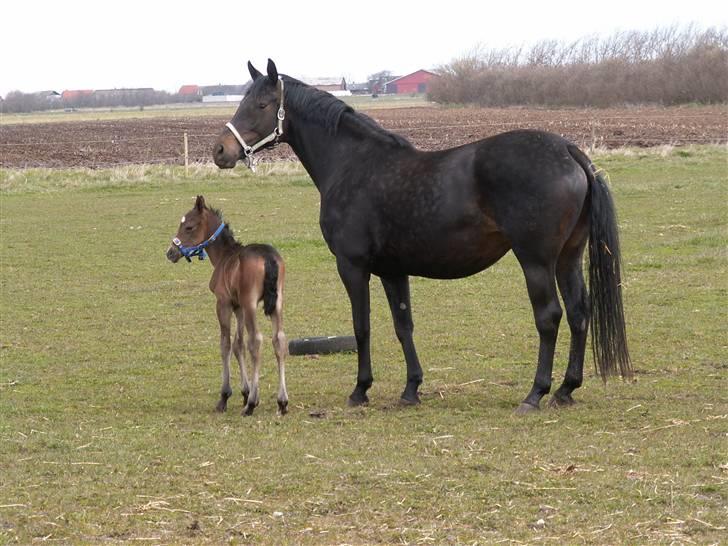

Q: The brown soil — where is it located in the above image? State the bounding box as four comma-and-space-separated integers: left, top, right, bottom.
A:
1, 105, 724, 169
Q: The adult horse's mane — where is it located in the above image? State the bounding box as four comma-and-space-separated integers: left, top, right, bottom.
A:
278, 76, 412, 149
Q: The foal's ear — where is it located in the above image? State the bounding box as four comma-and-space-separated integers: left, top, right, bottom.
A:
267, 58, 278, 83
248, 61, 263, 81
195, 195, 206, 211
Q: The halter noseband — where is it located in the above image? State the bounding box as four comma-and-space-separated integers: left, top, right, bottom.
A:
172, 221, 226, 262
225, 77, 286, 172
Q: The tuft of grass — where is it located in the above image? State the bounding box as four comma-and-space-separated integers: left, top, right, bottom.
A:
1, 146, 726, 544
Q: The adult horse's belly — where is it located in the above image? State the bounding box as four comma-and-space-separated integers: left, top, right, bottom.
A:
372, 226, 512, 279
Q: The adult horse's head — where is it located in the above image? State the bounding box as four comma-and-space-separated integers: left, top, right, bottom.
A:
213, 59, 285, 169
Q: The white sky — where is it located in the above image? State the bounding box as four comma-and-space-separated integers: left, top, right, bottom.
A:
0, 0, 724, 97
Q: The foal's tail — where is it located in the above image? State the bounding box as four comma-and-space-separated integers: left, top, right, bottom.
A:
568, 145, 632, 381
263, 255, 279, 316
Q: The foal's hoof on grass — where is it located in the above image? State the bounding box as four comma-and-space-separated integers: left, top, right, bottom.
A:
243, 404, 257, 416
514, 402, 540, 415
548, 393, 576, 408
277, 400, 288, 415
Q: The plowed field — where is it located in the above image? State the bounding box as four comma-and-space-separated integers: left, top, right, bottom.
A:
1, 104, 724, 168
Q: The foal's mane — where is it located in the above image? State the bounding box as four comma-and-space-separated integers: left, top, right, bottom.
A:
278, 76, 413, 149
209, 207, 242, 251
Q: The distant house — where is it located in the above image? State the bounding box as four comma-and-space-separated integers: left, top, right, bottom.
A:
35, 90, 62, 103
348, 82, 370, 95
300, 77, 350, 96
201, 83, 251, 103
178, 85, 202, 97
385, 70, 438, 94
62, 89, 94, 102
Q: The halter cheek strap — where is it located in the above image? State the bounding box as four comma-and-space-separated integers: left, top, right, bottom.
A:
225, 77, 286, 172
172, 221, 226, 262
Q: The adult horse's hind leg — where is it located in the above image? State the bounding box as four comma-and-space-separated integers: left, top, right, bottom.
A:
515, 260, 563, 414
232, 306, 250, 406
550, 243, 589, 408
270, 307, 288, 415
215, 300, 234, 412
381, 275, 423, 404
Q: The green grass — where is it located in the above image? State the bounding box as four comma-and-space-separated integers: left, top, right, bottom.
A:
1, 146, 726, 544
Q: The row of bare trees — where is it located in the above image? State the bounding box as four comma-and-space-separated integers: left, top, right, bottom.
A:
0, 89, 193, 114
429, 25, 728, 107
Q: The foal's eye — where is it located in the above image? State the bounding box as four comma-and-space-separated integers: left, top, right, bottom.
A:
258, 102, 268, 109
185, 225, 194, 231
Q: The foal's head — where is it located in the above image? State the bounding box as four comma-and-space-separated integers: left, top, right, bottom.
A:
166, 195, 222, 263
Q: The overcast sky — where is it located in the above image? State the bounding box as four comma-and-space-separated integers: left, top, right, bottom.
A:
0, 0, 724, 97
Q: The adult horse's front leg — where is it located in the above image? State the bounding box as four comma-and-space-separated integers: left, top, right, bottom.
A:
336, 257, 372, 406
381, 275, 423, 404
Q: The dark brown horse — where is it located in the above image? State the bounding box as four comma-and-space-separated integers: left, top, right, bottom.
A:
166, 195, 288, 415
213, 60, 631, 413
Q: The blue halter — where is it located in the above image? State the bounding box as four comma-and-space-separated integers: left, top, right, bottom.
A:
172, 222, 226, 262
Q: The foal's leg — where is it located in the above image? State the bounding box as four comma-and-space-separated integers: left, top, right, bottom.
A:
233, 306, 250, 406
381, 275, 423, 404
515, 260, 563, 414
243, 301, 263, 416
550, 248, 589, 407
336, 257, 373, 406
270, 306, 289, 415
215, 300, 234, 412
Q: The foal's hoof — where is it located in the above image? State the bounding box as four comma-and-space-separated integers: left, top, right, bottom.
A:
277, 400, 288, 415
215, 395, 231, 413
347, 392, 369, 407
514, 402, 540, 415
243, 404, 257, 416
548, 393, 576, 408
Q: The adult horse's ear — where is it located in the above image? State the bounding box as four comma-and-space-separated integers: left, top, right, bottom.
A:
267, 59, 278, 83
195, 195, 205, 211
248, 61, 262, 81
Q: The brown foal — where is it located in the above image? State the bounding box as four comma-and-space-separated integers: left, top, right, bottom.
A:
166, 195, 288, 416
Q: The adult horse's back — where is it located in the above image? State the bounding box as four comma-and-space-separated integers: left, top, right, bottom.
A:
213, 59, 631, 413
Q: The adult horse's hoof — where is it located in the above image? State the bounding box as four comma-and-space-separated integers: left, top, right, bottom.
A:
215, 401, 227, 413
514, 402, 540, 415
277, 400, 288, 415
548, 393, 576, 408
347, 392, 369, 407
399, 392, 421, 406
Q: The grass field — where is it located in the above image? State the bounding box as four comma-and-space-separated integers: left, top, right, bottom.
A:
0, 95, 430, 125
1, 146, 726, 544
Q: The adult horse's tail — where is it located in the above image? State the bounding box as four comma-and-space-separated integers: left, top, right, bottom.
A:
568, 145, 632, 380
262, 256, 279, 316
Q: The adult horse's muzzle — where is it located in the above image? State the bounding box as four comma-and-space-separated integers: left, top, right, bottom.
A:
212, 132, 242, 169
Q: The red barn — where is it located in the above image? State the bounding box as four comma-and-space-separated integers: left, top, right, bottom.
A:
384, 70, 438, 94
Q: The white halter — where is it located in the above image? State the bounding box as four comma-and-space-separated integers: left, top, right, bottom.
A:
225, 77, 286, 172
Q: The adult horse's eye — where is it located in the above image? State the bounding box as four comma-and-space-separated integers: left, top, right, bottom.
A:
185, 225, 194, 231
258, 102, 268, 109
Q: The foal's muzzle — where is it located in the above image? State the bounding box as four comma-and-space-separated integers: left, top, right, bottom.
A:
166, 245, 182, 263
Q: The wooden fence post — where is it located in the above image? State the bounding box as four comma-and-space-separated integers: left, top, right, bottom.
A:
183, 132, 189, 176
